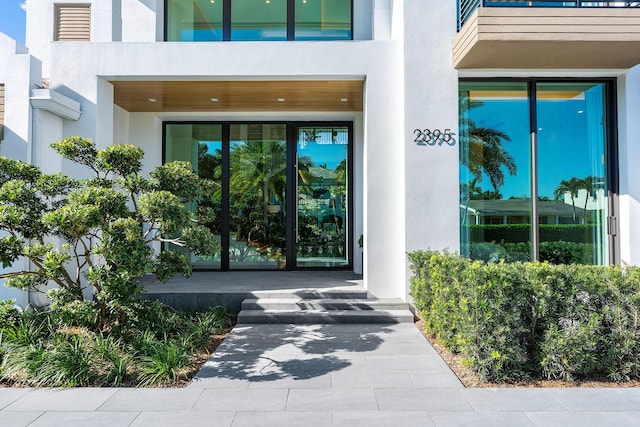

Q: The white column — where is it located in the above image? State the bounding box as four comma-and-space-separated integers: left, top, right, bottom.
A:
372, 0, 392, 40
617, 65, 640, 265
403, 1, 460, 298
363, 44, 406, 299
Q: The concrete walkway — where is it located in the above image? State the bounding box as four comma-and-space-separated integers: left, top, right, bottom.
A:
1, 323, 640, 426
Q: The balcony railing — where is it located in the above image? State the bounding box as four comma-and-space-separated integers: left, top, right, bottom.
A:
458, 1, 640, 30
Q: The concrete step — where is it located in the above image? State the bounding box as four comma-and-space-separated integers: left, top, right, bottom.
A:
249, 290, 368, 300
237, 309, 415, 324
241, 298, 410, 311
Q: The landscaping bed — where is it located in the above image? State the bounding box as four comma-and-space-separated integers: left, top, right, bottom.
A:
0, 300, 233, 387
410, 250, 640, 384
416, 319, 640, 388
0, 138, 233, 387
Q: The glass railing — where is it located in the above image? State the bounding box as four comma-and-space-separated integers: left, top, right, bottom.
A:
458, 1, 640, 30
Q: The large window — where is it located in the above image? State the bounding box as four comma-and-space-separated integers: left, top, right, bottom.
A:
166, 0, 352, 41
164, 122, 352, 270
460, 79, 616, 265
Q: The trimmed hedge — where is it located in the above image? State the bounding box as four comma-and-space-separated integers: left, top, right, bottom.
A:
409, 250, 640, 382
469, 224, 597, 244
467, 241, 596, 265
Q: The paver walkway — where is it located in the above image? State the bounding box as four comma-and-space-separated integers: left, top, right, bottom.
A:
1, 323, 640, 426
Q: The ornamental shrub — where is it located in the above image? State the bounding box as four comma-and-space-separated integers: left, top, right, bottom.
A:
0, 137, 220, 331
409, 251, 640, 382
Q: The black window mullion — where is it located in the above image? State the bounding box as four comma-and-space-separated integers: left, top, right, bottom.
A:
606, 80, 620, 265
286, 124, 296, 269
350, 0, 354, 40
287, 0, 295, 41
529, 80, 540, 262
163, 0, 168, 41
223, 0, 231, 41
221, 123, 231, 270
347, 122, 354, 269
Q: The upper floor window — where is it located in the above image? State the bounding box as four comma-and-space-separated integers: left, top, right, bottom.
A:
231, 0, 287, 41
294, 0, 351, 41
165, 0, 352, 42
54, 4, 91, 41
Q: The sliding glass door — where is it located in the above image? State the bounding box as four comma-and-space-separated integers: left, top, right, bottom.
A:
164, 122, 352, 270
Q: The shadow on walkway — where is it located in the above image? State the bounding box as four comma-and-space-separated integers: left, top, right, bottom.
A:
192, 324, 394, 384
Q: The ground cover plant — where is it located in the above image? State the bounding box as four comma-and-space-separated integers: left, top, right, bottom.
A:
0, 137, 231, 386
409, 250, 640, 383
0, 301, 231, 387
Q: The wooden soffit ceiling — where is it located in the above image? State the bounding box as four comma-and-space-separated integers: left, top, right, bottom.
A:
111, 80, 364, 113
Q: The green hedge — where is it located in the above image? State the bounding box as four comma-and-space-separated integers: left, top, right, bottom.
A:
409, 250, 640, 382
467, 241, 596, 265
469, 224, 597, 244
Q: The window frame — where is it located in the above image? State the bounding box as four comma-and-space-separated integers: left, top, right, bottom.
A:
162, 120, 354, 271
164, 0, 354, 42
459, 77, 619, 265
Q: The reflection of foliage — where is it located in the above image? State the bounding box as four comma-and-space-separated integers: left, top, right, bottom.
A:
334, 159, 347, 194
554, 176, 603, 224
465, 180, 502, 200
297, 151, 347, 261
467, 241, 595, 265
554, 177, 582, 222
197, 143, 222, 233
229, 140, 287, 260
468, 224, 598, 244
460, 97, 517, 191
579, 176, 602, 215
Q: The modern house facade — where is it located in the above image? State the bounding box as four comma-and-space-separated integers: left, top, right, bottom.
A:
1, 0, 640, 304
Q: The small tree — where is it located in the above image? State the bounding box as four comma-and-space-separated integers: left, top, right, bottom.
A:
0, 137, 219, 331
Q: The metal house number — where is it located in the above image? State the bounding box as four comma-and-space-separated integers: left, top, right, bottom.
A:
413, 128, 456, 146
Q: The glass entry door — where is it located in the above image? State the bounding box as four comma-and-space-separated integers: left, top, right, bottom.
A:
229, 124, 287, 269
296, 126, 350, 267
164, 122, 351, 270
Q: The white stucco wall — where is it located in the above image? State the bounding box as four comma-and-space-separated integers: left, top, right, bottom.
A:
617, 65, 640, 265
121, 0, 158, 42
26, 0, 109, 79
403, 1, 460, 260
0, 33, 40, 162
0, 33, 41, 304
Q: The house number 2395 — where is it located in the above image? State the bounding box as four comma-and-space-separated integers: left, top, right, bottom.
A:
413, 128, 456, 146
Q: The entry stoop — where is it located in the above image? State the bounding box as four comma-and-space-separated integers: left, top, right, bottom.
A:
237, 290, 415, 324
